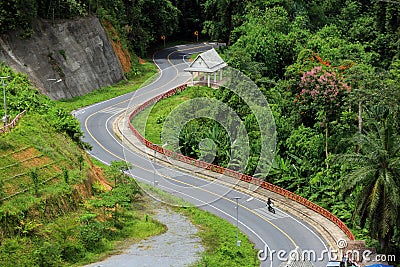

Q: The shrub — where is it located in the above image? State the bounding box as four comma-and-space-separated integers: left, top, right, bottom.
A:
78, 221, 104, 251
34, 241, 63, 267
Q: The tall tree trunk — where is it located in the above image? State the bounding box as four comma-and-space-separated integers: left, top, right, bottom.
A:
380, 228, 393, 254
226, 1, 233, 46
358, 100, 363, 133
355, 100, 363, 153
325, 118, 329, 169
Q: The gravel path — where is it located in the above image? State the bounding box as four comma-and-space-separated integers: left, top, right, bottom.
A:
83, 207, 204, 267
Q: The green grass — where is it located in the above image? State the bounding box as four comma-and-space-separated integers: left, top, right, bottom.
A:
131, 85, 215, 144
0, 143, 167, 267
184, 207, 259, 267
0, 113, 86, 210
0, 202, 167, 267
190, 53, 200, 61
69, 206, 167, 266
57, 61, 158, 112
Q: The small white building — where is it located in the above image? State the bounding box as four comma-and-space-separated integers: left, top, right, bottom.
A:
184, 48, 227, 87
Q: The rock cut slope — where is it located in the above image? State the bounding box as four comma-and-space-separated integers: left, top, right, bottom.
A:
0, 16, 124, 100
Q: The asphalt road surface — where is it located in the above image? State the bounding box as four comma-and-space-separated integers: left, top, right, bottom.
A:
75, 43, 329, 267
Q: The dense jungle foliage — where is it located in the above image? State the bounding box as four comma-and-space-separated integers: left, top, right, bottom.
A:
214, 1, 399, 257
0, 0, 399, 260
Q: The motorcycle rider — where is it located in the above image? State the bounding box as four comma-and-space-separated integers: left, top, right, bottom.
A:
267, 198, 273, 208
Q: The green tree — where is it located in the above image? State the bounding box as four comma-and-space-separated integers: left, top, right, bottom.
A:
106, 161, 132, 187
121, 0, 180, 55
340, 108, 400, 252
381, 60, 400, 111
173, 0, 204, 39
305, 24, 377, 66
298, 66, 350, 166
202, 0, 246, 44
34, 241, 63, 267
344, 64, 379, 152
36, 0, 87, 20
228, 6, 292, 79
0, 0, 37, 33
30, 168, 40, 197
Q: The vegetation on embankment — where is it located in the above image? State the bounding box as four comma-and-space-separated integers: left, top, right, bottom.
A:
185, 207, 258, 266
0, 62, 167, 266
0, 158, 167, 266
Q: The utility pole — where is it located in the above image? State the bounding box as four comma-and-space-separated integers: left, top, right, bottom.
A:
153, 149, 157, 186
233, 196, 241, 246
0, 76, 10, 125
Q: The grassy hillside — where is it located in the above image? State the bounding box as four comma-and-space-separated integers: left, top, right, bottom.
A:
1, 113, 82, 199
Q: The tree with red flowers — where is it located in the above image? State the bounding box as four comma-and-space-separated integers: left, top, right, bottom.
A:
298, 66, 350, 167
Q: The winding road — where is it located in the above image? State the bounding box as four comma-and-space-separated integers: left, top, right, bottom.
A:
75, 43, 329, 267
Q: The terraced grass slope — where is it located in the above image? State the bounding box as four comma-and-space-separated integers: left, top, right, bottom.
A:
0, 112, 92, 231
0, 124, 82, 201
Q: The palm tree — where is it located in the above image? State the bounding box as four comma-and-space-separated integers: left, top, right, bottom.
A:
340, 107, 400, 252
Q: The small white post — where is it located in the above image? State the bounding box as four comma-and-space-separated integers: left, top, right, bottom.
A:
234, 197, 241, 246
0, 76, 10, 125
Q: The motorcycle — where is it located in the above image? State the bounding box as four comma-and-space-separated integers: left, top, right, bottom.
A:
267, 204, 275, 214
266, 198, 276, 214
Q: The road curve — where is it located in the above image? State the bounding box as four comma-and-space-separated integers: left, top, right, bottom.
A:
75, 44, 329, 267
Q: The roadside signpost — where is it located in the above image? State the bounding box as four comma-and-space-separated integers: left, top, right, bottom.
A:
161, 35, 166, 47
